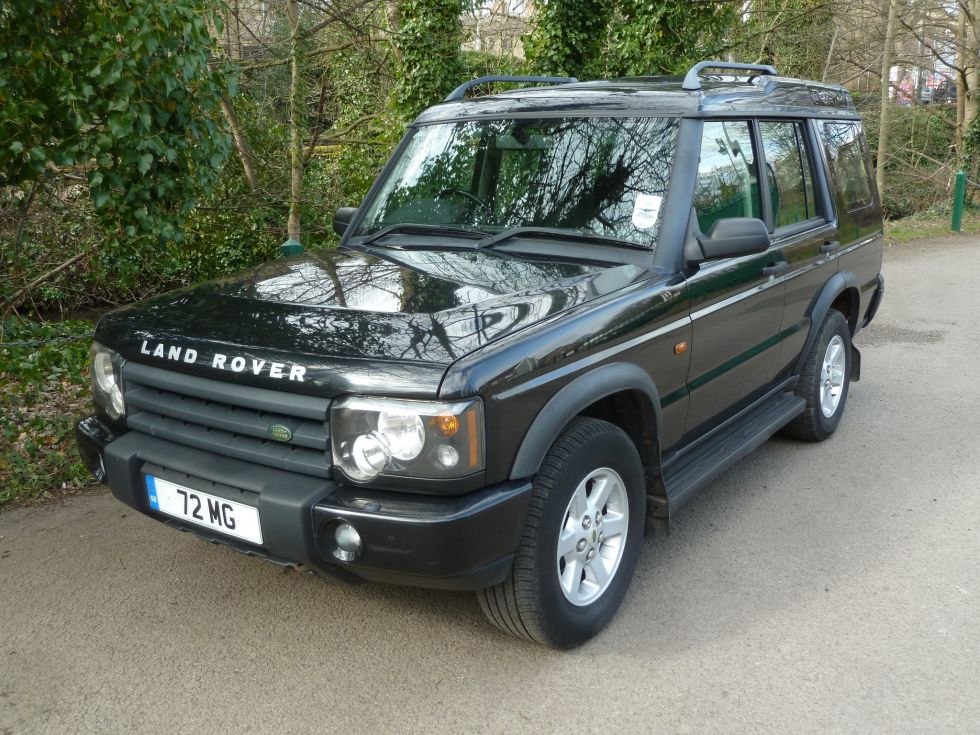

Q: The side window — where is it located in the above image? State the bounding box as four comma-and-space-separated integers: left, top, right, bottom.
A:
820, 122, 873, 211
759, 121, 819, 228
694, 120, 762, 234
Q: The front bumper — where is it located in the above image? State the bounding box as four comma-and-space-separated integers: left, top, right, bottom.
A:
76, 416, 531, 590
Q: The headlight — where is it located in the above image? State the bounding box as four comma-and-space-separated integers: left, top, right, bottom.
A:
90, 342, 126, 419
331, 396, 484, 482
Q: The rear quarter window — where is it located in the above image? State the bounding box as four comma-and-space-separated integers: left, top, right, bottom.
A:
819, 122, 874, 212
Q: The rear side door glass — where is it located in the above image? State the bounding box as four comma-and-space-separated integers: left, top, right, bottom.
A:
819, 122, 874, 211
759, 121, 819, 228
694, 120, 762, 233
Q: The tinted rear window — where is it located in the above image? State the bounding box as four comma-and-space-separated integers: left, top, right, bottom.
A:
820, 122, 873, 211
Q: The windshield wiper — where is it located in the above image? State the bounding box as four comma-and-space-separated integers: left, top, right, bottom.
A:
475, 227, 650, 251
354, 223, 487, 248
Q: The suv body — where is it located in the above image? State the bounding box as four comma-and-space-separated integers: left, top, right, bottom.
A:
76, 62, 884, 647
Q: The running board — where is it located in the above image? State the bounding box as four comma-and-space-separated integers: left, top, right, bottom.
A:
663, 392, 805, 510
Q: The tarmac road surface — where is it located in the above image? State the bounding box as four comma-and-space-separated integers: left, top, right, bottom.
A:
2, 237, 979, 734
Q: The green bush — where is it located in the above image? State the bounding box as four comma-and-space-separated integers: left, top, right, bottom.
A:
0, 317, 94, 506
861, 100, 958, 219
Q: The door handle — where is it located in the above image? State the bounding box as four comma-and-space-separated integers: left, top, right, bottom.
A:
820, 239, 841, 254
762, 261, 788, 277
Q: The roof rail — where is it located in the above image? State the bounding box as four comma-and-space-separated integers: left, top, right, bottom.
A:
682, 61, 778, 91
444, 75, 578, 102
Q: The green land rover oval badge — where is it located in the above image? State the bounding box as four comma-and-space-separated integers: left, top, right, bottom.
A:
268, 424, 292, 442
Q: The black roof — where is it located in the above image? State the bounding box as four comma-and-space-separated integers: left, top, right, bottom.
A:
416, 74, 858, 124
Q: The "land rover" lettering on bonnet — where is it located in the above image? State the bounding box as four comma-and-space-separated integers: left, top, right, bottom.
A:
139, 340, 306, 381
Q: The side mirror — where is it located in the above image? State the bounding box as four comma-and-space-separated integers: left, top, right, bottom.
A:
696, 217, 771, 261
333, 207, 358, 237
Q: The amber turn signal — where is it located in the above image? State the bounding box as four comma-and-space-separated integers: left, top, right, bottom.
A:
432, 413, 460, 436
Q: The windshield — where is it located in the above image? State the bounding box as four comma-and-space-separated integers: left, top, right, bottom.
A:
353, 116, 678, 248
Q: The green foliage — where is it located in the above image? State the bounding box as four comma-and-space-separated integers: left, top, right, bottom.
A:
603, 1, 739, 77
393, 0, 465, 118
738, 0, 833, 79
862, 102, 957, 219
461, 50, 528, 79
0, 317, 94, 506
0, 0, 233, 243
961, 109, 980, 194
524, 1, 736, 79
523, 0, 610, 77
176, 98, 288, 281
317, 38, 400, 216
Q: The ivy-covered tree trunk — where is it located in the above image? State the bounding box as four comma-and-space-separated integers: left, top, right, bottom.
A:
524, 1, 737, 80
603, 1, 738, 77
391, 0, 464, 118
964, 0, 980, 146
523, 0, 610, 77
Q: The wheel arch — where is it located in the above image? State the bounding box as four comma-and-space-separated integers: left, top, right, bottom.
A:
509, 362, 662, 482
797, 271, 860, 374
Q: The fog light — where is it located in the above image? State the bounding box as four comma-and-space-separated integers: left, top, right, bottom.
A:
332, 521, 363, 562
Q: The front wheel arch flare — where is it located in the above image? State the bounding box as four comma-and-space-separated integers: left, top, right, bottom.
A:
508, 362, 662, 480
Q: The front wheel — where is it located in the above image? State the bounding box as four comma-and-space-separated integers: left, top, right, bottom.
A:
477, 418, 645, 648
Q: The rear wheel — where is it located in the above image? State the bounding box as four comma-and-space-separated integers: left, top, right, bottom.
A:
477, 417, 645, 648
781, 309, 852, 441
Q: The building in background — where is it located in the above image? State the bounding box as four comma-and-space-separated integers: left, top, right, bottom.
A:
462, 1, 532, 59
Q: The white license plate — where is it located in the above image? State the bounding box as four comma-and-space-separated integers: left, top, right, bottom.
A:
146, 476, 263, 545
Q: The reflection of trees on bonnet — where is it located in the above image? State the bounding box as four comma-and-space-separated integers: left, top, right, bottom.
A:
243, 250, 593, 309
225, 249, 612, 362
358, 116, 677, 245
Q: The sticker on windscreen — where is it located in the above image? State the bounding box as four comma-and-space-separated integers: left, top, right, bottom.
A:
632, 193, 662, 230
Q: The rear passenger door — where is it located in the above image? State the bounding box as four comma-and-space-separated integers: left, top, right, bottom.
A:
683, 119, 786, 436
756, 119, 839, 375
818, 121, 883, 324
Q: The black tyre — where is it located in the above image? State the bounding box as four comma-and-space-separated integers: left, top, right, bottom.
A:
477, 417, 645, 648
781, 309, 852, 441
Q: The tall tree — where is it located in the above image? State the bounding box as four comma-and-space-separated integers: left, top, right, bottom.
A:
285, 0, 305, 245
876, 0, 899, 197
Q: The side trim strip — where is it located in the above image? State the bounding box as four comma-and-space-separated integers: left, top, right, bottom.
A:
689, 275, 782, 322
835, 232, 881, 258
494, 315, 691, 401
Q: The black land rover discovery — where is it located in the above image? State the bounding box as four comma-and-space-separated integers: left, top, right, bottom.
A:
76, 62, 884, 648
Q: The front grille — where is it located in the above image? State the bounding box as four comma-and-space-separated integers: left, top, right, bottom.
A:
122, 362, 332, 478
